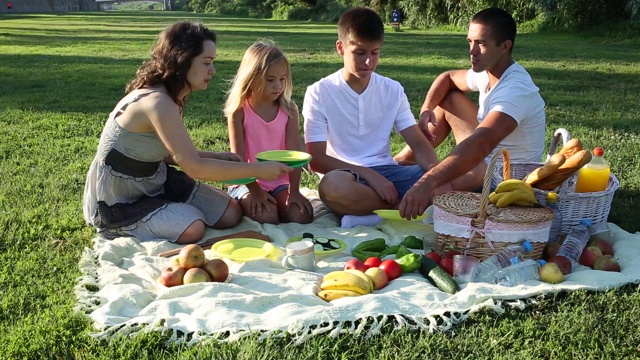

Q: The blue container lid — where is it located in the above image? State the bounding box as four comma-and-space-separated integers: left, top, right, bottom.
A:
522, 240, 533, 253
538, 259, 547, 266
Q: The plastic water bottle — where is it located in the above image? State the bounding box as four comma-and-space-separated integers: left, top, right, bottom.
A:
546, 192, 563, 242
589, 220, 612, 242
556, 219, 592, 270
473, 241, 534, 283
494, 259, 546, 286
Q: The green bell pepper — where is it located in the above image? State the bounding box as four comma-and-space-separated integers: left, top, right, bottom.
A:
396, 253, 422, 273
400, 235, 424, 250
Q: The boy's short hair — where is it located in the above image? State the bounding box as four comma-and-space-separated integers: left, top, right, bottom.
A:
471, 7, 516, 51
338, 7, 384, 44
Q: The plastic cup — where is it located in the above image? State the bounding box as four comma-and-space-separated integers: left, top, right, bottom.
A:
453, 255, 480, 283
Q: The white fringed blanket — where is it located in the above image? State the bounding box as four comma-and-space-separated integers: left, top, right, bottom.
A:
75, 190, 640, 344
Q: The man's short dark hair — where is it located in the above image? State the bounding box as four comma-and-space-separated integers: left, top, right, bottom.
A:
471, 7, 516, 52
338, 7, 384, 44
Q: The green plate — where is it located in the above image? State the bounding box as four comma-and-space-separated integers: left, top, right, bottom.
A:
223, 177, 257, 185
210, 238, 280, 262
287, 236, 347, 255
256, 150, 312, 167
374, 209, 427, 222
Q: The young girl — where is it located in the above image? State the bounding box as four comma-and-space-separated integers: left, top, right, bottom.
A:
83, 22, 292, 244
224, 40, 313, 224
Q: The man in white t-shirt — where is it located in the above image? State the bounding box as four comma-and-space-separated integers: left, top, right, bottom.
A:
303, 7, 441, 217
396, 7, 546, 219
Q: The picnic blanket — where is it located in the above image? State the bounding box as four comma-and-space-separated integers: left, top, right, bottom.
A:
75, 189, 640, 344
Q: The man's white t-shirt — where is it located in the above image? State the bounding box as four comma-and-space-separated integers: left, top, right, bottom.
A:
303, 70, 416, 167
467, 62, 546, 164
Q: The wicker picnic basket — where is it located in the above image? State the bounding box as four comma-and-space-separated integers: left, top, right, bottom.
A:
491, 129, 620, 235
434, 149, 554, 261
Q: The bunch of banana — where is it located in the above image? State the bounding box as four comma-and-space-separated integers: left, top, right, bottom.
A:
489, 179, 538, 208
317, 269, 373, 302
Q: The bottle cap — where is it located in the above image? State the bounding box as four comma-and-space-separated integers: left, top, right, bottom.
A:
581, 219, 592, 227
546, 192, 558, 203
593, 147, 604, 156
521, 240, 533, 253
538, 260, 547, 266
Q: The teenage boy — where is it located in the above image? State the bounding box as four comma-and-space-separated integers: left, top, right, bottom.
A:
303, 7, 443, 219
396, 7, 546, 219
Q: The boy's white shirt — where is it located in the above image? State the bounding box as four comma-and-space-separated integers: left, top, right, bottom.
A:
303, 70, 416, 167
466, 62, 546, 164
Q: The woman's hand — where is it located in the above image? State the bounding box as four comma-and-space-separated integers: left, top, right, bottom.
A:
257, 161, 292, 181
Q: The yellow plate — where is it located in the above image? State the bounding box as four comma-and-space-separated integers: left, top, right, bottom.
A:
374, 209, 427, 222
256, 150, 312, 166
210, 238, 279, 262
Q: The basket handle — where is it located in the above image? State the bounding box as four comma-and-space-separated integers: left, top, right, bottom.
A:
546, 128, 571, 161
476, 148, 510, 226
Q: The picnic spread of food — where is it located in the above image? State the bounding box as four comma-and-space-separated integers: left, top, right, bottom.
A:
156, 134, 621, 300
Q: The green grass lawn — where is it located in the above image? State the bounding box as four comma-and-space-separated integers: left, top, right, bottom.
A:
1, 11, 639, 359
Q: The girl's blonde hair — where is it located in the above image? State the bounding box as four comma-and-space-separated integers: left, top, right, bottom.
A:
224, 40, 293, 119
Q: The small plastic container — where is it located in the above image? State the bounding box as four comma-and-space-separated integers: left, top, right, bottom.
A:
575, 147, 610, 193
495, 259, 546, 286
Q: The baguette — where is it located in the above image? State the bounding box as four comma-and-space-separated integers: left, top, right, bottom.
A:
523, 153, 566, 185
534, 149, 592, 190
558, 138, 583, 159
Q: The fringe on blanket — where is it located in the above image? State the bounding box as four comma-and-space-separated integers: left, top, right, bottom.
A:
74, 246, 102, 314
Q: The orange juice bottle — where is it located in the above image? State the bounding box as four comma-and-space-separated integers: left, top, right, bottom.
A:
575, 147, 610, 193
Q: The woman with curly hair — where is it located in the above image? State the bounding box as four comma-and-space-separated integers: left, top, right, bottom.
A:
83, 21, 292, 243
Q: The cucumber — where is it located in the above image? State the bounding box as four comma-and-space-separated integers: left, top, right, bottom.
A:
302, 232, 315, 239
418, 256, 460, 294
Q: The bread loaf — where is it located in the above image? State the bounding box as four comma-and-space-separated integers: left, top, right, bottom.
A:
534, 149, 592, 190
523, 153, 566, 185
558, 138, 583, 159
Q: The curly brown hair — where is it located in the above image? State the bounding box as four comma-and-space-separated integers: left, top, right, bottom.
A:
125, 21, 217, 107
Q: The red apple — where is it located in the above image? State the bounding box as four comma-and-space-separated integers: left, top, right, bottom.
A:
424, 251, 441, 264
159, 265, 187, 287
438, 257, 454, 276
202, 259, 229, 282
548, 255, 572, 275
543, 242, 561, 261
178, 244, 206, 269
183, 268, 211, 284
344, 258, 367, 272
378, 259, 402, 280
363, 256, 382, 269
578, 246, 603, 268
593, 255, 621, 272
364, 267, 389, 290
588, 238, 614, 256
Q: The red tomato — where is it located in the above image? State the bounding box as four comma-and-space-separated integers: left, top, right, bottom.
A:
424, 251, 441, 264
379, 259, 402, 280
443, 250, 461, 259
364, 256, 382, 269
439, 257, 454, 276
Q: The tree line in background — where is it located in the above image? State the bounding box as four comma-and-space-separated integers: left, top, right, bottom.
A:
180, 0, 640, 34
